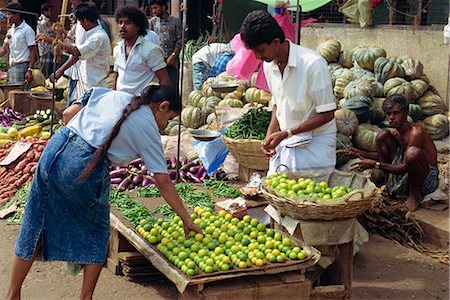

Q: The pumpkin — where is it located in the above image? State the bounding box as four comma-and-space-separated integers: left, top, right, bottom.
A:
316, 39, 341, 63
181, 106, 203, 129
343, 77, 376, 99
352, 68, 374, 80
389, 56, 405, 64
206, 113, 217, 125
375, 82, 384, 97
338, 50, 354, 68
417, 91, 446, 117
0, 88, 5, 102
330, 67, 348, 86
370, 98, 385, 125
422, 114, 449, 140
410, 79, 428, 101
383, 77, 416, 102
353, 123, 382, 152
352, 47, 386, 71
217, 72, 235, 82
164, 116, 179, 135
244, 87, 272, 105
374, 57, 405, 84
195, 96, 207, 108
333, 69, 354, 98
217, 98, 244, 108
328, 63, 343, 73
341, 95, 372, 123
250, 73, 258, 87
408, 103, 423, 122
336, 133, 353, 167
401, 58, 424, 79
168, 124, 186, 136
202, 85, 221, 98
201, 96, 221, 116
335, 109, 359, 136
223, 85, 245, 100
189, 90, 203, 107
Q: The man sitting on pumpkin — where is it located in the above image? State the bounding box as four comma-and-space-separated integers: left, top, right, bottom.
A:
350, 94, 439, 212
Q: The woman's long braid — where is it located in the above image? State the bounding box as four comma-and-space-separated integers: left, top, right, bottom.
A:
77, 96, 146, 182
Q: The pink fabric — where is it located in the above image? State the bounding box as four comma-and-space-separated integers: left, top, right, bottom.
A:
225, 15, 317, 88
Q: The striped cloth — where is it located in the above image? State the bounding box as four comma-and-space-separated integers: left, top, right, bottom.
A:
208, 53, 234, 78
39, 52, 54, 78
387, 147, 439, 197
192, 62, 208, 90
8, 61, 28, 83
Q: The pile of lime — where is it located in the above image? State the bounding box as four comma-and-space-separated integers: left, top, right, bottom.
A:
136, 207, 308, 276
264, 173, 353, 203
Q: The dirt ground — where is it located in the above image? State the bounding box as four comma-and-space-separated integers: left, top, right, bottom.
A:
0, 223, 448, 300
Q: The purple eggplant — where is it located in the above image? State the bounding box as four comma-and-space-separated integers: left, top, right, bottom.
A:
132, 174, 143, 185
186, 171, 202, 183
189, 166, 200, 174
129, 158, 143, 167
169, 155, 177, 169
180, 155, 188, 166
168, 170, 177, 180
110, 177, 122, 184
196, 167, 206, 179
118, 177, 132, 191
110, 168, 127, 178
148, 176, 157, 185
180, 161, 195, 171
141, 177, 150, 187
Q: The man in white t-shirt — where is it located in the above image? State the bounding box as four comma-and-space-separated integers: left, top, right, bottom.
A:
0, 2, 37, 85
191, 43, 233, 90
112, 6, 170, 96
240, 11, 337, 173
50, 3, 110, 104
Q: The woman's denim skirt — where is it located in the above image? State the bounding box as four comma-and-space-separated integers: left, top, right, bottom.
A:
15, 127, 111, 264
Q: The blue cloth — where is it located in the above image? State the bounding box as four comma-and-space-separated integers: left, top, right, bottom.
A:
192, 130, 228, 175
192, 62, 208, 90
15, 127, 110, 264
67, 78, 78, 106
208, 53, 233, 78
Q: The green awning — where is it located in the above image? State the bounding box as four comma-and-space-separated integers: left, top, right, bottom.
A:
253, 0, 332, 13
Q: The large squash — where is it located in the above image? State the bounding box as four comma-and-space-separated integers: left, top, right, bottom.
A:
410, 79, 428, 100
164, 116, 179, 135
417, 91, 446, 117
341, 95, 372, 123
338, 50, 354, 68
370, 98, 385, 125
375, 82, 384, 98
336, 133, 353, 167
201, 96, 221, 116
333, 69, 354, 99
223, 85, 245, 100
383, 77, 416, 102
344, 77, 377, 99
335, 109, 359, 136
421, 114, 449, 140
31, 69, 46, 87
328, 63, 343, 73
244, 87, 272, 105
330, 67, 347, 86
408, 103, 423, 122
181, 106, 203, 129
374, 57, 405, 84
352, 47, 386, 71
189, 90, 203, 107
316, 40, 341, 63
217, 72, 235, 82
352, 68, 374, 80
353, 123, 382, 152
217, 98, 244, 108
401, 58, 424, 79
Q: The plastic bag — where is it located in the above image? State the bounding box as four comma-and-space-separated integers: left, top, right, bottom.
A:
226, 34, 260, 81
192, 132, 229, 175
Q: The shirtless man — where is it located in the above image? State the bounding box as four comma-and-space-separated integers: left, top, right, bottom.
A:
350, 94, 438, 211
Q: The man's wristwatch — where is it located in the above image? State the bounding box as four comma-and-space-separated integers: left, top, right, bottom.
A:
171, 52, 176, 57
286, 129, 293, 138
374, 161, 381, 169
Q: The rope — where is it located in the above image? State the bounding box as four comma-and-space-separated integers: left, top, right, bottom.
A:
387, 0, 435, 25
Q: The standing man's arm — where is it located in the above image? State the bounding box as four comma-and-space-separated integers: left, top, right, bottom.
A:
155, 68, 170, 86
25, 45, 37, 83
166, 17, 182, 66
0, 42, 9, 58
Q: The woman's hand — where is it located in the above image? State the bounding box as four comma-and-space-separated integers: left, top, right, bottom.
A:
181, 218, 202, 239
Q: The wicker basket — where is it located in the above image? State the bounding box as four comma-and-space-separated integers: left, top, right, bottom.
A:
261, 169, 378, 221
222, 135, 269, 170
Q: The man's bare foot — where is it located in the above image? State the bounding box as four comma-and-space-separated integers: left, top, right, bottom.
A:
405, 194, 422, 211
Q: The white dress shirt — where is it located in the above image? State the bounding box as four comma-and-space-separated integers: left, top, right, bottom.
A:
76, 24, 111, 95
5, 20, 36, 65
264, 41, 337, 173
113, 36, 166, 96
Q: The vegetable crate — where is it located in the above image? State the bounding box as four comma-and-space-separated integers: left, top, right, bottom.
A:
8, 91, 66, 116
262, 170, 378, 221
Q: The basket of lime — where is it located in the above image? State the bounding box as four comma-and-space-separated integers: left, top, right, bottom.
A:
261, 169, 378, 221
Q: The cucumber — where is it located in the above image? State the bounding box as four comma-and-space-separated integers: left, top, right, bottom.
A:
0, 126, 8, 133
40, 110, 46, 116
42, 113, 48, 119
45, 109, 51, 115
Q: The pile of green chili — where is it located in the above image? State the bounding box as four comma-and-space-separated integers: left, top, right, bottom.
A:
224, 108, 271, 140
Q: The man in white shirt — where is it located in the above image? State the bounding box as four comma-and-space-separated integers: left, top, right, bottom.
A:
240, 10, 337, 173
113, 6, 170, 96
192, 43, 233, 90
50, 3, 110, 105
36, 3, 54, 78
0, 2, 37, 85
